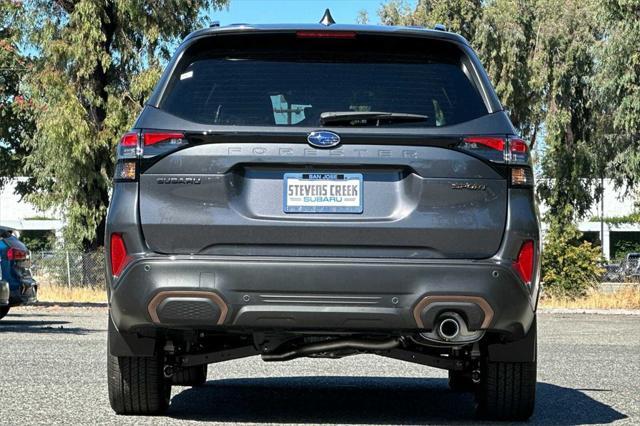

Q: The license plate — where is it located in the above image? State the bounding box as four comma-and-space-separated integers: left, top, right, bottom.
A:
284, 173, 363, 213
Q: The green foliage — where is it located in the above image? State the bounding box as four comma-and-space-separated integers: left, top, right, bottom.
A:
378, 0, 482, 41
20, 0, 229, 249
19, 230, 55, 252
376, 0, 616, 225
612, 239, 640, 262
594, 1, 640, 190
590, 212, 640, 227
0, 2, 34, 188
535, 0, 601, 224
542, 221, 604, 298
474, 0, 539, 141
356, 9, 370, 25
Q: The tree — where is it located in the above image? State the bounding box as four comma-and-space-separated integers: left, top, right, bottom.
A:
378, 0, 482, 41
22, 0, 229, 250
534, 0, 601, 224
376, 0, 603, 224
377, 0, 539, 139
595, 1, 640, 190
0, 2, 34, 189
474, 0, 539, 142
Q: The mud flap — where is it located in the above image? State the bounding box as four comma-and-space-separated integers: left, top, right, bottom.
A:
487, 317, 537, 362
108, 314, 156, 357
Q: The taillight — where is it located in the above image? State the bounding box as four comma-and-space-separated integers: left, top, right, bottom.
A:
507, 138, 529, 164
140, 131, 187, 157
143, 132, 185, 146
463, 136, 506, 152
511, 166, 534, 186
114, 130, 187, 181
513, 240, 535, 286
7, 247, 28, 261
114, 161, 137, 181
120, 132, 138, 147
461, 136, 530, 163
115, 132, 139, 182
118, 132, 139, 158
460, 136, 533, 186
110, 233, 130, 277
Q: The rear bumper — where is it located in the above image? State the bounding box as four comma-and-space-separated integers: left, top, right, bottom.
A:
8, 278, 37, 307
109, 255, 536, 338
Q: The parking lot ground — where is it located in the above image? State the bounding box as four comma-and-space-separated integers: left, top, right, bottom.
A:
0, 306, 638, 425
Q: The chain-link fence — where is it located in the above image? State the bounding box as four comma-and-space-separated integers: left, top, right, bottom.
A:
30, 251, 106, 289
603, 258, 640, 283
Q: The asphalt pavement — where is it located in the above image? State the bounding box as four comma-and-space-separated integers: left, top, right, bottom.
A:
0, 306, 638, 425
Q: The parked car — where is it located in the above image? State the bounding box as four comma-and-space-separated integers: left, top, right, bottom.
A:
106, 16, 540, 421
0, 227, 37, 319
622, 253, 640, 282
0, 275, 9, 307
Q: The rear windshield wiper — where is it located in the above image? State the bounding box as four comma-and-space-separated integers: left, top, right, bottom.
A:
320, 111, 429, 126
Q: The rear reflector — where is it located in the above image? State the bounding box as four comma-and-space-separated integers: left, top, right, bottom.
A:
296, 31, 356, 39
110, 233, 130, 277
7, 247, 28, 261
513, 240, 534, 286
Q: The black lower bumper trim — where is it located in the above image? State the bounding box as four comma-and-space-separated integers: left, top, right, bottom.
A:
110, 255, 535, 338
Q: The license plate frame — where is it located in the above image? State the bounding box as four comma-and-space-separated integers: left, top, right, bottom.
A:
283, 173, 363, 214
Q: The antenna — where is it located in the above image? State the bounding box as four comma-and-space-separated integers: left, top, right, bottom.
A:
320, 9, 336, 26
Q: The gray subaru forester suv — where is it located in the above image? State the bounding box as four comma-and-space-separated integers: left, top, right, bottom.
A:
106, 19, 540, 421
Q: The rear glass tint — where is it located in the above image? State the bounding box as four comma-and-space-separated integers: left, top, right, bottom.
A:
160, 34, 488, 127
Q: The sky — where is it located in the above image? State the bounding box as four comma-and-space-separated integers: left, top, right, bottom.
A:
208, 0, 414, 26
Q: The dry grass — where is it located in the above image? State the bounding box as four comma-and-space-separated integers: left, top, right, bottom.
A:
540, 286, 640, 310
38, 284, 107, 303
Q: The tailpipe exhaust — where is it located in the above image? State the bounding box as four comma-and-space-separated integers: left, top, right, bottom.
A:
438, 317, 461, 341
417, 311, 485, 345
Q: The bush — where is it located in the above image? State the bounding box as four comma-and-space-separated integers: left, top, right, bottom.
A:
18, 230, 55, 252
542, 221, 604, 299
611, 239, 640, 262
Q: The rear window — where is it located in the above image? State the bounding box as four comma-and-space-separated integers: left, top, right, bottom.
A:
160, 34, 488, 127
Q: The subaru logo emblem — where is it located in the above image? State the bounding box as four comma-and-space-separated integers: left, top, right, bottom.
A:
307, 131, 340, 148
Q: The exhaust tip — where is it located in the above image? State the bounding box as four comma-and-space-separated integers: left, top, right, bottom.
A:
438, 317, 460, 340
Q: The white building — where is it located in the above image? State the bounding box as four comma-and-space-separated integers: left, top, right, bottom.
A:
539, 179, 640, 260
0, 178, 64, 238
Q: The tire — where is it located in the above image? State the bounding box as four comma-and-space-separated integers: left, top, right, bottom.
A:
0, 306, 9, 320
475, 360, 536, 420
448, 370, 474, 392
107, 350, 171, 415
172, 364, 207, 386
